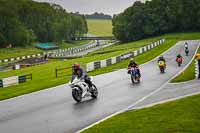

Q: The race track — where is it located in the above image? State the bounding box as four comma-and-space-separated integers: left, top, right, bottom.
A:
0, 40, 199, 133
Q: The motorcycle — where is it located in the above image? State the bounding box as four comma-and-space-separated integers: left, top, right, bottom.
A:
158, 61, 166, 73
185, 48, 189, 56
128, 67, 140, 84
69, 76, 98, 102
176, 57, 183, 67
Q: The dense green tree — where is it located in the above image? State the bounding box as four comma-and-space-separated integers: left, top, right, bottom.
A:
0, 0, 87, 47
113, 0, 200, 42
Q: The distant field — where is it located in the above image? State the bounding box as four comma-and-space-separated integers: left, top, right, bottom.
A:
0, 40, 90, 60
87, 19, 113, 36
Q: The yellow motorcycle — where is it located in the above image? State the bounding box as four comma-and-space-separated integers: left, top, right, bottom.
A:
158, 61, 166, 73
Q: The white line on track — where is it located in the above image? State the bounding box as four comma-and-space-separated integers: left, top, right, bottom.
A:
133, 91, 200, 110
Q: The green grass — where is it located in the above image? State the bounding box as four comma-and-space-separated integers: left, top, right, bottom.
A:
0, 47, 43, 60
82, 94, 200, 133
0, 32, 200, 101
87, 19, 113, 36
171, 47, 200, 83
59, 40, 91, 49
0, 41, 90, 60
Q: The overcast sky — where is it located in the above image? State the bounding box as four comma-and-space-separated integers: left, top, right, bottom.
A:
34, 0, 145, 15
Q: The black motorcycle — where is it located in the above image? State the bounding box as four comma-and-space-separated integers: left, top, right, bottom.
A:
185, 48, 189, 56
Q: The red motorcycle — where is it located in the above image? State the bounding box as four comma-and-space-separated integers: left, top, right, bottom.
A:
176, 57, 183, 67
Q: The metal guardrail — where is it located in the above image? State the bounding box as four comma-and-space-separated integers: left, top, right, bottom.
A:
55, 67, 71, 78
18, 74, 32, 83
0, 79, 3, 87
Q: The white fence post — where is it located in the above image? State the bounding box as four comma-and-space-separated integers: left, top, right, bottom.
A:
101, 60, 107, 68
195, 60, 199, 79
111, 57, 117, 64
86, 62, 95, 72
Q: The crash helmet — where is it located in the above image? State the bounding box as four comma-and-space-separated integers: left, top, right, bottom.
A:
72, 63, 80, 70
159, 55, 164, 59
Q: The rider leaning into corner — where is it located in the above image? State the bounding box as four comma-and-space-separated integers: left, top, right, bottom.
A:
128, 58, 141, 77
71, 63, 93, 88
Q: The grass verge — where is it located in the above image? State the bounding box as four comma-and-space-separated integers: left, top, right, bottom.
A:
58, 40, 91, 49
82, 94, 200, 133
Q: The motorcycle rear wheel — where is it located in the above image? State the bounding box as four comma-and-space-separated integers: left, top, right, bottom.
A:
131, 76, 140, 84
160, 67, 165, 73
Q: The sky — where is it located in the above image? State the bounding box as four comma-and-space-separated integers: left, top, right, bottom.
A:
34, 0, 145, 15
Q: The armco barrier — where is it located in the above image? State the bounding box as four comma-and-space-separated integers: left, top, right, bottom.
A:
0, 79, 3, 87
18, 74, 32, 83
50, 41, 117, 58
86, 39, 165, 72
0, 53, 44, 64
0, 74, 32, 88
55, 67, 71, 78
116, 56, 121, 63
94, 61, 101, 69
106, 58, 112, 66
19, 75, 27, 83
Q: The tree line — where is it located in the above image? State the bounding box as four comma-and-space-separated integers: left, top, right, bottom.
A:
0, 0, 88, 47
85, 12, 112, 20
113, 0, 200, 42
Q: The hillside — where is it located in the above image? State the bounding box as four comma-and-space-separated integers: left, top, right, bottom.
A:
87, 19, 113, 36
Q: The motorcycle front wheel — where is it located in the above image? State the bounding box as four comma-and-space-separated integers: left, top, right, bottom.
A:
72, 88, 82, 102
131, 76, 135, 84
91, 84, 98, 98
131, 76, 140, 84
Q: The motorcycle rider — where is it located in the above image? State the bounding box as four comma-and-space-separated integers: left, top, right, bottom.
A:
176, 54, 183, 66
157, 55, 166, 64
185, 42, 188, 49
176, 54, 183, 62
128, 58, 141, 77
185, 42, 189, 56
71, 63, 92, 88
157, 55, 166, 67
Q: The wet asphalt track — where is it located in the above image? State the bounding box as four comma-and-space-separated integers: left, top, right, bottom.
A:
0, 40, 199, 133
